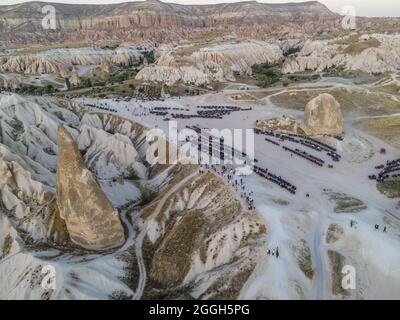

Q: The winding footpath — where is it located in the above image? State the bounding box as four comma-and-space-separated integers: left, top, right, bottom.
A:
311, 211, 327, 299
133, 170, 200, 300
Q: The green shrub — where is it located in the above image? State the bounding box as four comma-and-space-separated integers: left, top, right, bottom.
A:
284, 47, 300, 57
126, 166, 139, 180
142, 50, 155, 64
1, 234, 12, 258
251, 62, 282, 88
139, 184, 153, 205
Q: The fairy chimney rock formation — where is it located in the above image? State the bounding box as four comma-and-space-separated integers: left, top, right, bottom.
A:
100, 57, 111, 78
300, 93, 344, 136
56, 126, 125, 251
70, 67, 80, 87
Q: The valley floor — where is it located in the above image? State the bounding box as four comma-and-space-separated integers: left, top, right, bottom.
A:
77, 78, 400, 299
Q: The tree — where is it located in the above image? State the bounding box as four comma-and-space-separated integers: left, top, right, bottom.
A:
142, 50, 155, 64
65, 78, 71, 90
251, 62, 282, 88
43, 84, 55, 94
139, 184, 153, 205
126, 165, 139, 180
84, 78, 92, 88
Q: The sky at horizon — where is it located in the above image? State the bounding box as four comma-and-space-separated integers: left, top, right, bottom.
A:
1, 0, 399, 18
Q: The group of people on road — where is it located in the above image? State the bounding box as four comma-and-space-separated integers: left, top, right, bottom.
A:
267, 247, 280, 258
374, 224, 387, 233
227, 169, 256, 210
84, 102, 117, 113
201, 164, 256, 211
351, 220, 388, 234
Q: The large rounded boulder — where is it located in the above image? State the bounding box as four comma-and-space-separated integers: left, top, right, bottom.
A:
300, 93, 344, 136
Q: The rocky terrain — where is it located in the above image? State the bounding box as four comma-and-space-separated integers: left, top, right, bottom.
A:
256, 116, 297, 132
1, 0, 400, 302
3, 31, 395, 90
136, 41, 283, 86
0, 92, 265, 299
283, 33, 400, 74
0, 46, 142, 77
2, 27, 400, 91
140, 169, 265, 299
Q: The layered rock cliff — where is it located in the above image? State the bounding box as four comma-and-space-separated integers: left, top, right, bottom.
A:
0, 1, 339, 32
0, 0, 344, 44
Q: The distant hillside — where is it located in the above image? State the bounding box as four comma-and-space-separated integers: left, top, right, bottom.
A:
0, 0, 343, 43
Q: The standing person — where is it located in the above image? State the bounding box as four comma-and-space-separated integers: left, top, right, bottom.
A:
383, 226, 387, 233
276, 247, 279, 259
